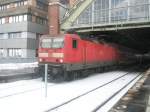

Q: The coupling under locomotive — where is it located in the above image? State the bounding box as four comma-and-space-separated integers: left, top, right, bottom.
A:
38, 33, 128, 82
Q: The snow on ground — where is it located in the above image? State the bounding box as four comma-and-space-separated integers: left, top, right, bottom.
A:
51, 73, 141, 112
97, 75, 141, 112
0, 62, 38, 70
0, 71, 140, 112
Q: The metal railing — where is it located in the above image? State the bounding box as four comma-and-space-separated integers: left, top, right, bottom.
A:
61, 0, 85, 23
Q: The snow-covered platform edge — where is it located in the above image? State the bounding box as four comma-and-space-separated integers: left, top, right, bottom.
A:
0, 62, 38, 70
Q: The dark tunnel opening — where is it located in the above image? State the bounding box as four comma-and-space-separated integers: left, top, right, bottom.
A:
79, 28, 150, 54
77, 27, 150, 65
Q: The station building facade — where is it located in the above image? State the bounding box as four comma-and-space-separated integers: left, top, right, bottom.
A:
0, 0, 49, 61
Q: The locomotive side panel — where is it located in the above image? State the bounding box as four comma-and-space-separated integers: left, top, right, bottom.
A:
64, 34, 85, 64
63, 34, 86, 71
84, 41, 120, 69
60, 34, 122, 71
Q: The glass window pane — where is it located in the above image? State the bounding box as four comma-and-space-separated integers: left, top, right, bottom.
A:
2, 18, 5, 24
72, 39, 77, 48
24, 1, 28, 5
9, 17, 13, 23
16, 16, 19, 22
19, 15, 23, 22
23, 15, 27, 21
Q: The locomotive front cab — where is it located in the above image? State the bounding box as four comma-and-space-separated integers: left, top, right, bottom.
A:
39, 35, 64, 64
38, 35, 66, 81
38, 34, 83, 81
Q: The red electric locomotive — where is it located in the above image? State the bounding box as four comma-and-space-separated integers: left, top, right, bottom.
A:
38, 33, 124, 81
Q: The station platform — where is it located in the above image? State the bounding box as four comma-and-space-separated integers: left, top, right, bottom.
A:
0, 62, 40, 83
0, 68, 40, 83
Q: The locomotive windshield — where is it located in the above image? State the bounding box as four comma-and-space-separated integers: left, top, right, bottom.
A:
52, 38, 64, 48
41, 39, 52, 48
41, 38, 64, 48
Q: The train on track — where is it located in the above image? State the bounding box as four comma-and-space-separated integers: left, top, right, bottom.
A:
38, 33, 138, 82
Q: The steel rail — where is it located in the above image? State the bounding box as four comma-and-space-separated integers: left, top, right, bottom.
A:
92, 72, 142, 112
45, 70, 139, 112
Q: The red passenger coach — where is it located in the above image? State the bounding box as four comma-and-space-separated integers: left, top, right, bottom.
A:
38, 33, 122, 81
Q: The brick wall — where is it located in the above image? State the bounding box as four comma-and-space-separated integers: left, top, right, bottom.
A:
48, 0, 60, 36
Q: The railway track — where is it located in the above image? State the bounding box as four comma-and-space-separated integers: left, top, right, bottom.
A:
0, 71, 128, 100
93, 73, 142, 112
0, 65, 136, 99
45, 71, 142, 112
0, 68, 145, 112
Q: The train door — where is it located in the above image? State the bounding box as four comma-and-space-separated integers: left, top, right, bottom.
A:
71, 38, 83, 63
83, 42, 87, 65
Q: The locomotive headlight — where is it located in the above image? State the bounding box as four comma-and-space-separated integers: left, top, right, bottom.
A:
39, 58, 43, 62
52, 53, 64, 58
59, 59, 63, 63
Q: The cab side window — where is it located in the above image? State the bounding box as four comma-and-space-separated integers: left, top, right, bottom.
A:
72, 39, 78, 48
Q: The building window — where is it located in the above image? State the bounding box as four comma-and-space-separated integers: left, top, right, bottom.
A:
0, 5, 7, 11
28, 14, 32, 21
19, 15, 23, 22
0, 33, 6, 39
2, 14, 47, 25
15, 15, 19, 22
0, 33, 4, 38
0, 18, 6, 24
1, 18, 5, 24
8, 49, 23, 57
9, 17, 13, 23
8, 32, 22, 39
14, 3, 17, 7
23, 15, 27, 21
7, 4, 10, 9
37, 1, 48, 11
0, 0, 28, 12
24, 1, 28, 5
36, 17, 47, 25
8, 14, 28, 23
0, 49, 4, 57
15, 0, 28, 7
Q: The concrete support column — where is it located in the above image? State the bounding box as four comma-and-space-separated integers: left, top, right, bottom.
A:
48, 0, 60, 36
109, 0, 111, 23
127, 0, 130, 21
91, 2, 95, 28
